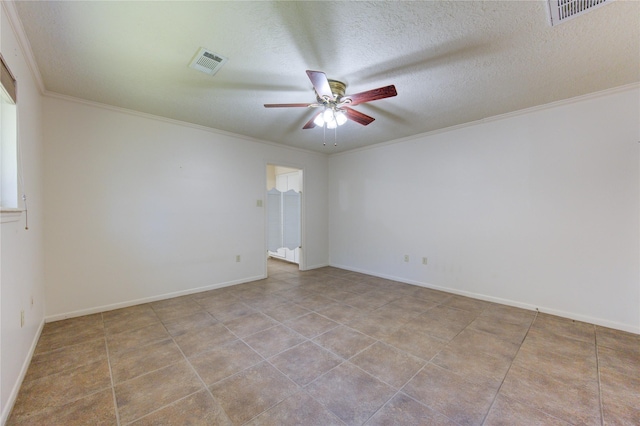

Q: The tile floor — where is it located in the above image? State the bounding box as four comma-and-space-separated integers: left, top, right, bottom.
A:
7, 259, 640, 425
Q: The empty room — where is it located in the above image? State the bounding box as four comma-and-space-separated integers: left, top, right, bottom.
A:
1, 1, 638, 425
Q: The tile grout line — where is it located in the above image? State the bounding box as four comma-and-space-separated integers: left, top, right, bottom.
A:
363, 302, 493, 425
159, 303, 235, 425
478, 308, 540, 425
594, 326, 605, 426
111, 302, 221, 425
102, 312, 123, 426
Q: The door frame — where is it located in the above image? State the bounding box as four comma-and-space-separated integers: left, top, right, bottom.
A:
264, 162, 305, 276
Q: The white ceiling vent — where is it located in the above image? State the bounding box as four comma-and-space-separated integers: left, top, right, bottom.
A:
547, 0, 613, 26
189, 47, 228, 76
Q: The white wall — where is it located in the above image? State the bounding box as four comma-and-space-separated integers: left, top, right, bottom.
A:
0, 2, 46, 422
43, 96, 328, 319
329, 86, 640, 333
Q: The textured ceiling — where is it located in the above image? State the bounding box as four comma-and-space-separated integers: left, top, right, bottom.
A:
12, 1, 640, 153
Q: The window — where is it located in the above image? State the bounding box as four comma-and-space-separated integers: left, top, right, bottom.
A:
1, 53, 18, 210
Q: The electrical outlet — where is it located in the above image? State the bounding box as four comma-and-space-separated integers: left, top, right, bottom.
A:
236, 255, 241, 262
422, 257, 428, 265
404, 255, 409, 263
21, 310, 25, 327
256, 199, 263, 207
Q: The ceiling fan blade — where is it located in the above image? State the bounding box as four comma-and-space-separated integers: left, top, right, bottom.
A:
303, 111, 321, 129
343, 107, 375, 126
306, 70, 334, 101
264, 103, 313, 108
344, 85, 397, 106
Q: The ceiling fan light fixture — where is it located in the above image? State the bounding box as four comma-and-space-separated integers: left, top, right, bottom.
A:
335, 110, 347, 126
313, 114, 325, 127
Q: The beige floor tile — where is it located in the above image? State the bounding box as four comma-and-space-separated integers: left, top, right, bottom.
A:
39, 314, 103, 338
205, 301, 256, 322
193, 293, 238, 311
110, 338, 184, 383
343, 293, 394, 311
445, 328, 520, 361
35, 319, 105, 355
172, 323, 237, 358
10, 359, 112, 418
285, 312, 339, 338
418, 305, 478, 327
600, 362, 640, 412
102, 304, 152, 323
115, 360, 203, 424
316, 303, 364, 324
306, 362, 396, 426
246, 390, 345, 426
25, 338, 107, 383
483, 394, 571, 425
345, 314, 403, 340
190, 340, 263, 386
512, 338, 597, 387
601, 397, 640, 425
431, 346, 512, 388
223, 312, 279, 337
598, 345, 640, 379
442, 295, 492, 313
477, 305, 536, 327
350, 341, 425, 388
313, 325, 376, 359
270, 341, 342, 385
530, 313, 595, 344
365, 392, 457, 426
596, 326, 640, 356
209, 361, 299, 425
130, 389, 233, 426
468, 316, 530, 344
103, 305, 162, 336
380, 327, 447, 361
408, 286, 452, 303
381, 297, 438, 315
295, 294, 337, 311
522, 327, 596, 359
499, 364, 601, 425
402, 363, 499, 426
7, 388, 116, 426
162, 311, 218, 337
262, 303, 311, 322
10, 261, 638, 425
150, 297, 204, 322
106, 323, 171, 355
242, 294, 288, 311
243, 324, 306, 358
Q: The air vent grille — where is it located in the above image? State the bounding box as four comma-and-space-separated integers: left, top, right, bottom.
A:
548, 0, 612, 26
189, 47, 228, 76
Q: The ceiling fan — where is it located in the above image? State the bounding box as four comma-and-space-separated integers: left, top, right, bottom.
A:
264, 70, 397, 130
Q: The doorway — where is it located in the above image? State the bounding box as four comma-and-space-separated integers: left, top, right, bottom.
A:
266, 164, 302, 268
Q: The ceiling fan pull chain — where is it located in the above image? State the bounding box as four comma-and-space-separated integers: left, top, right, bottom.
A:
323, 121, 326, 146
334, 124, 338, 147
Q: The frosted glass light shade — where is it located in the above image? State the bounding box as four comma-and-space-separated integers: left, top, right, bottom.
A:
314, 108, 346, 128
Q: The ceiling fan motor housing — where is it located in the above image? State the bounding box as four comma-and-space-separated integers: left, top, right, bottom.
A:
317, 79, 347, 103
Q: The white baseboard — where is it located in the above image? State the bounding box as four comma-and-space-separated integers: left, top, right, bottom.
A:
45, 275, 266, 323
329, 263, 640, 335
301, 262, 330, 271
1, 319, 45, 426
